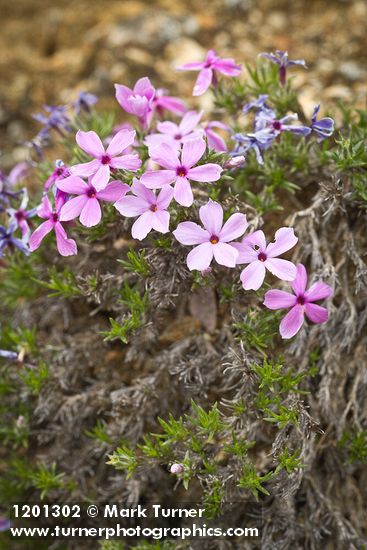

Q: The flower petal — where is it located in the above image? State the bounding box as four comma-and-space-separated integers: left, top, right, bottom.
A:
110, 154, 142, 171
265, 258, 297, 281
242, 230, 266, 252
199, 200, 223, 235
141, 170, 176, 189
265, 227, 298, 258
179, 110, 203, 135
292, 264, 308, 295
96, 181, 130, 202
114, 195, 149, 217
173, 221, 209, 245
106, 129, 136, 156
187, 242, 214, 270
279, 305, 304, 339
37, 195, 53, 219
131, 211, 154, 240
149, 142, 180, 170
263, 289, 297, 310
91, 164, 110, 191
305, 282, 333, 302
240, 261, 266, 290
213, 242, 238, 267
219, 213, 248, 242
173, 176, 193, 207
59, 195, 88, 221
54, 223, 77, 256
187, 163, 222, 182
193, 68, 213, 96
181, 137, 206, 168
231, 242, 258, 264
29, 220, 53, 251
76, 130, 104, 157
56, 175, 88, 195
70, 159, 100, 177
79, 197, 102, 227
156, 185, 174, 209
152, 210, 170, 233
304, 303, 329, 324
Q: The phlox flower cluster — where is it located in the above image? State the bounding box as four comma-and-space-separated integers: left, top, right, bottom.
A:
1, 49, 335, 339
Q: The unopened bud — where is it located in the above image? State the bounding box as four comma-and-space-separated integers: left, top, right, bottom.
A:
170, 463, 184, 474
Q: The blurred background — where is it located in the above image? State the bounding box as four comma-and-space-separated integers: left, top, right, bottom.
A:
0, 0, 366, 167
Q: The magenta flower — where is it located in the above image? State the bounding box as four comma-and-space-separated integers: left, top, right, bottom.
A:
115, 77, 155, 128
29, 193, 77, 256
56, 176, 129, 227
177, 50, 241, 96
152, 88, 186, 117
173, 200, 248, 271
264, 263, 333, 339
114, 178, 173, 240
141, 137, 222, 207
145, 110, 203, 149
70, 129, 141, 192
232, 228, 298, 290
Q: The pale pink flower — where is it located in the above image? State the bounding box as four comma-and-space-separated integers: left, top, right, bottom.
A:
115, 77, 155, 128
173, 199, 248, 271
114, 179, 174, 240
141, 137, 222, 207
57, 176, 129, 227
145, 110, 204, 149
232, 227, 298, 290
70, 129, 141, 191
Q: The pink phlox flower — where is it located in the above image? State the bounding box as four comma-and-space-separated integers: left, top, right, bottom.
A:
177, 50, 241, 96
145, 110, 204, 149
29, 191, 77, 256
141, 137, 222, 207
173, 199, 248, 271
7, 188, 37, 240
152, 88, 187, 117
57, 175, 130, 227
264, 263, 333, 339
70, 129, 141, 192
114, 178, 174, 240
44, 160, 70, 191
115, 77, 155, 128
204, 121, 230, 152
232, 227, 298, 290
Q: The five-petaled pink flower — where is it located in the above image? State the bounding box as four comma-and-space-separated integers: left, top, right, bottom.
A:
177, 50, 241, 96
173, 199, 248, 271
145, 110, 203, 149
29, 192, 77, 256
114, 178, 174, 240
232, 227, 298, 290
56, 176, 129, 227
141, 137, 222, 207
115, 77, 155, 128
264, 263, 333, 339
70, 129, 141, 192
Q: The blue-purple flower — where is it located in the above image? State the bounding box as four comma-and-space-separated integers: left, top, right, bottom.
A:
243, 94, 270, 114
255, 109, 311, 136
73, 92, 98, 115
310, 104, 334, 141
7, 189, 37, 241
259, 50, 307, 86
33, 105, 71, 138
0, 162, 28, 210
0, 221, 30, 257
232, 129, 275, 165
0, 350, 18, 361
